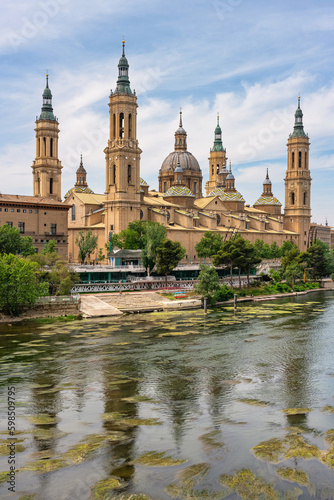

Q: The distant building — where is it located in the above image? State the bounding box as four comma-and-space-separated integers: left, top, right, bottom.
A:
0, 75, 69, 258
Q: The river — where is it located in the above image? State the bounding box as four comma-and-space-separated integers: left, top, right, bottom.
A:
0, 291, 334, 499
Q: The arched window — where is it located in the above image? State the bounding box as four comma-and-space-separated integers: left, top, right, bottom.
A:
216, 165, 219, 174
183, 139, 186, 145
211, 165, 214, 176
292, 152, 294, 168
179, 139, 182, 145
291, 192, 295, 205
71, 204, 76, 221
193, 182, 197, 194
119, 113, 124, 138
37, 177, 40, 194
305, 152, 307, 169
163, 182, 167, 192
50, 177, 53, 195
128, 165, 131, 183
113, 165, 116, 184
50, 138, 53, 157
128, 114, 132, 139
38, 138, 41, 156
43, 137, 46, 156
298, 151, 302, 168
303, 192, 307, 205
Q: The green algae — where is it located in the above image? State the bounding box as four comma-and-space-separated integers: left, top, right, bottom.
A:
133, 451, 187, 467
324, 430, 334, 446
22, 433, 116, 474
165, 483, 225, 499
322, 405, 334, 413
176, 463, 210, 487
276, 467, 309, 485
111, 495, 153, 500
90, 477, 122, 499
17, 495, 37, 500
0, 471, 8, 484
238, 398, 271, 407
27, 414, 60, 425
282, 408, 313, 415
121, 395, 159, 403
283, 433, 321, 460
220, 468, 279, 499
251, 438, 286, 463
101, 413, 162, 426
0, 442, 25, 456
199, 430, 224, 453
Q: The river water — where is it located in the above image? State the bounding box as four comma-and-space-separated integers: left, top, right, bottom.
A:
0, 291, 334, 499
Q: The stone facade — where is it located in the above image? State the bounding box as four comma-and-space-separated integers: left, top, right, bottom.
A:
61, 43, 331, 264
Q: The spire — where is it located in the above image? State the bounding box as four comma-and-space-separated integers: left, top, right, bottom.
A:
174, 110, 187, 151
115, 40, 132, 94
212, 113, 225, 152
75, 154, 88, 188
39, 73, 56, 121
291, 96, 307, 138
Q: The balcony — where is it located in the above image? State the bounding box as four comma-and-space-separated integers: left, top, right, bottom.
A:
44, 232, 65, 236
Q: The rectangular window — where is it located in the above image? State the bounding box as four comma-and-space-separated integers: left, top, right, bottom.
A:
11, 209, 14, 212
29, 210, 32, 213
4, 208, 8, 212
17, 209, 20, 212
0, 208, 2, 212
23, 209, 26, 213
50, 223, 57, 235
34, 210, 38, 213
18, 222, 25, 233
6, 222, 13, 227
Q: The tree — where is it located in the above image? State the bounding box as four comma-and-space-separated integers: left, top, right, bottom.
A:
28, 251, 79, 296
0, 254, 48, 316
238, 238, 262, 287
195, 265, 220, 304
156, 239, 186, 287
280, 240, 294, 257
42, 240, 57, 254
299, 239, 333, 279
75, 230, 98, 264
270, 241, 281, 259
141, 222, 166, 275
195, 232, 224, 259
115, 220, 147, 250
285, 262, 303, 287
97, 248, 105, 263
0, 224, 35, 256
212, 235, 243, 287
254, 239, 271, 260
281, 244, 300, 272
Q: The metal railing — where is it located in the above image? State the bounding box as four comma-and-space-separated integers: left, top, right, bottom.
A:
37, 294, 80, 304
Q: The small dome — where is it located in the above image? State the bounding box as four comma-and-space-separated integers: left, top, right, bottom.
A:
219, 191, 245, 202
174, 164, 183, 173
160, 151, 201, 173
263, 178, 272, 185
164, 185, 195, 198
254, 196, 281, 206
43, 86, 52, 99
226, 172, 235, 180
64, 186, 94, 199
175, 126, 187, 135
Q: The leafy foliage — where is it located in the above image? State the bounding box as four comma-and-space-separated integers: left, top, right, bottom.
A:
195, 232, 224, 259
0, 254, 48, 316
75, 230, 98, 264
0, 224, 36, 256
195, 265, 220, 303
156, 239, 186, 285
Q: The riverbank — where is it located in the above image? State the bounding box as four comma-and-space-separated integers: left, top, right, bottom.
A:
1, 285, 333, 324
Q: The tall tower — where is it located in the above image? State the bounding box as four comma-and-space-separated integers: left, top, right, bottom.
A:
104, 41, 142, 236
284, 97, 311, 250
31, 75, 62, 201
205, 114, 228, 196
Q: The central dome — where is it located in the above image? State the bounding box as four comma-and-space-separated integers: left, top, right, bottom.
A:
160, 151, 201, 173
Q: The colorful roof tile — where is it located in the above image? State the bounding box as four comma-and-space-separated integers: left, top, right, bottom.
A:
140, 177, 149, 186
164, 185, 195, 197
64, 186, 94, 199
254, 196, 282, 206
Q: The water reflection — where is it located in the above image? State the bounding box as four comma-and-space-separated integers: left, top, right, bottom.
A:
0, 292, 333, 499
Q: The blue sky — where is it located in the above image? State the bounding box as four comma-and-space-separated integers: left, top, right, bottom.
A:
1, 0, 334, 225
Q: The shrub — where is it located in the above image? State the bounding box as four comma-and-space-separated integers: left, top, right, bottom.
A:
213, 284, 234, 303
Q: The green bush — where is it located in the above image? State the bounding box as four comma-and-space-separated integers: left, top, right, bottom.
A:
213, 284, 234, 303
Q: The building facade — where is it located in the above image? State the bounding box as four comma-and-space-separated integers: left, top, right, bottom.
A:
62, 43, 332, 263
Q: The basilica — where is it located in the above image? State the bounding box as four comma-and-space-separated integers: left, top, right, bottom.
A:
2, 42, 321, 263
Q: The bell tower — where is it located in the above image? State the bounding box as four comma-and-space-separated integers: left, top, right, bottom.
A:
104, 41, 142, 236
205, 114, 228, 195
31, 74, 62, 201
284, 97, 311, 250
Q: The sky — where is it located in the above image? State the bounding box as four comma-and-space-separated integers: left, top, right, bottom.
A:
1, 0, 334, 225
